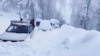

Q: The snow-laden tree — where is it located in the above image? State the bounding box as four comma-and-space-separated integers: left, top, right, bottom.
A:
94, 1, 100, 31
71, 0, 93, 30
71, 0, 100, 31
0, 0, 72, 25
16, 0, 64, 21
18, 0, 36, 20
36, 0, 61, 20
0, 0, 20, 12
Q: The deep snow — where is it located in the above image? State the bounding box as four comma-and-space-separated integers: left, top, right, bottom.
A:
0, 14, 100, 56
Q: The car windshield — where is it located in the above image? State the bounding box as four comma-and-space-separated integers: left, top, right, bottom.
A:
6, 24, 33, 33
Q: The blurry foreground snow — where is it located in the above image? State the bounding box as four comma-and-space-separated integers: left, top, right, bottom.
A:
0, 16, 100, 56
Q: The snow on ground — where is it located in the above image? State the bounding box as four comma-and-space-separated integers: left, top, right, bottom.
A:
29, 25, 100, 56
0, 15, 100, 56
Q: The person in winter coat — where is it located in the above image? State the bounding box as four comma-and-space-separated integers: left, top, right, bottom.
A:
20, 18, 23, 23
30, 19, 35, 28
30, 19, 35, 38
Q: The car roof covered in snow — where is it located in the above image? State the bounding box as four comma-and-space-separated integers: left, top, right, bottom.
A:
50, 19, 60, 24
11, 20, 31, 26
39, 20, 52, 30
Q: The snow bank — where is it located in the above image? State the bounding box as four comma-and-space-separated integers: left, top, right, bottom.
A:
30, 24, 100, 56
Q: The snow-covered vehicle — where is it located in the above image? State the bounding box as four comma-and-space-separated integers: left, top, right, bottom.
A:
50, 19, 60, 28
35, 18, 42, 27
38, 20, 52, 31
0, 20, 33, 42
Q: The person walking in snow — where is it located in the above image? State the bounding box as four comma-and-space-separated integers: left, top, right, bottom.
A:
30, 19, 35, 39
30, 19, 35, 28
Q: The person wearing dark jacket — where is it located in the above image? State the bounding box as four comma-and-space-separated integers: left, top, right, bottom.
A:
30, 19, 35, 28
30, 19, 35, 38
20, 18, 23, 23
